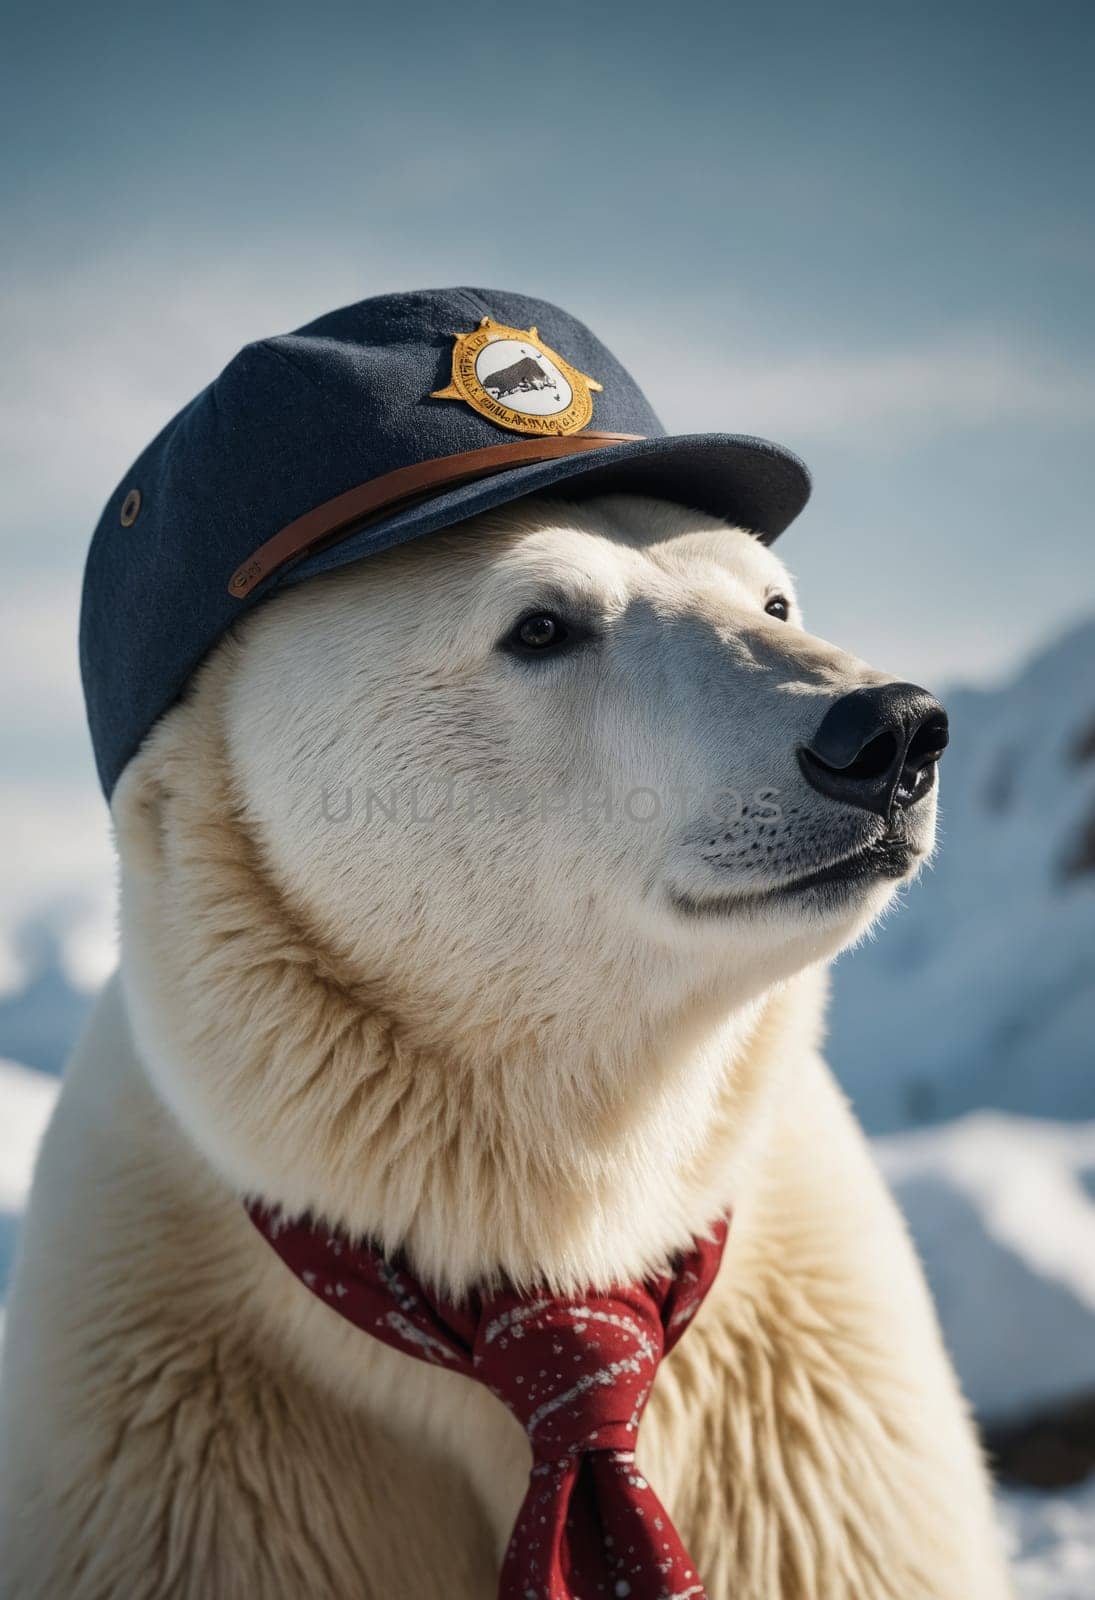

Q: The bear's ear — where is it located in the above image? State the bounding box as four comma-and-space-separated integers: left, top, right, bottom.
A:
110, 692, 210, 876
110, 641, 239, 878
111, 740, 174, 877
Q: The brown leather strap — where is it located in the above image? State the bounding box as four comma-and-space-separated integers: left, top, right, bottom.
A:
227, 432, 644, 597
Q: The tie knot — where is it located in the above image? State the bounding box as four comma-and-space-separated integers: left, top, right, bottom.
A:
472, 1291, 666, 1461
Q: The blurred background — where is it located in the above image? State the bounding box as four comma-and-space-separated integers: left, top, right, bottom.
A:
2, 1, 1093, 1589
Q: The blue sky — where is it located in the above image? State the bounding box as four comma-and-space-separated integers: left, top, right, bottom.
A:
2, 0, 1093, 823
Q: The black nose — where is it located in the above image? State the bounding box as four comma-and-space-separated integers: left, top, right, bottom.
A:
798, 683, 949, 818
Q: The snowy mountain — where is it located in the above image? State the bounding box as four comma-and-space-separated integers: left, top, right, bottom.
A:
829, 618, 1095, 1133
0, 922, 92, 1077
0, 1059, 57, 1287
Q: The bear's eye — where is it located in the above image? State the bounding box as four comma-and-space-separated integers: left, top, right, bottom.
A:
764, 594, 790, 622
505, 612, 570, 653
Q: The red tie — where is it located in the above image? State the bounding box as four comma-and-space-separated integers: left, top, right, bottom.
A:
247, 1202, 728, 1600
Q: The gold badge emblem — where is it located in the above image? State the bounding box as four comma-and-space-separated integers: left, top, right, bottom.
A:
431, 317, 603, 436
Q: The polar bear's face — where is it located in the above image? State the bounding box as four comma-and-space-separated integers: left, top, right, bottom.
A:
220, 494, 941, 1023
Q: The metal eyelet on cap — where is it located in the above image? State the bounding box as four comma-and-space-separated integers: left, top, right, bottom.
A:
120, 488, 142, 527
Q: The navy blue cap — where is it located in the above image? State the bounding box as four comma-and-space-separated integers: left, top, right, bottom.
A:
80, 286, 810, 796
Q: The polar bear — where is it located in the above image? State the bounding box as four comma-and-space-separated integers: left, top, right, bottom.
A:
0, 495, 1012, 1598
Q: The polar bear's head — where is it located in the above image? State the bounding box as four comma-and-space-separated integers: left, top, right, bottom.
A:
223, 494, 942, 996
114, 494, 946, 1281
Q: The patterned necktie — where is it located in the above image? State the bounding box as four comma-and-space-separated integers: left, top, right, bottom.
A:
247, 1201, 728, 1600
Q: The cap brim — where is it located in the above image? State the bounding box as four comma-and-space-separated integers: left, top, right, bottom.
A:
280, 432, 810, 593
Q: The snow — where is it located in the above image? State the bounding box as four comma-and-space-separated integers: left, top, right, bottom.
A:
1000, 1481, 1095, 1600
878, 1115, 1095, 1420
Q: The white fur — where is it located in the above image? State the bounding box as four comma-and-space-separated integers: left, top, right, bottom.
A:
0, 497, 1012, 1597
